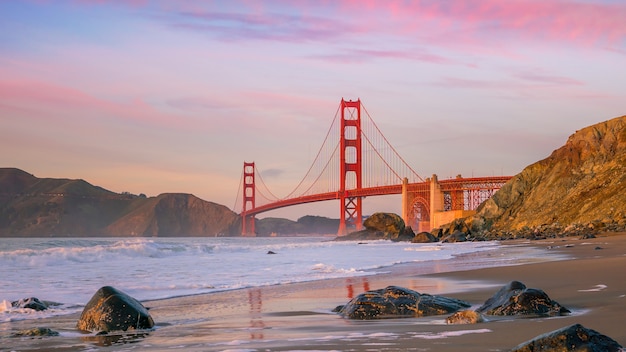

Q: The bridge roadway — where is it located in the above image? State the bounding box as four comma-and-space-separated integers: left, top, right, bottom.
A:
244, 175, 512, 217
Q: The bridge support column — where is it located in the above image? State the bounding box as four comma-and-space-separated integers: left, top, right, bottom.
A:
241, 162, 256, 236
401, 177, 411, 228
338, 98, 363, 236
429, 174, 444, 228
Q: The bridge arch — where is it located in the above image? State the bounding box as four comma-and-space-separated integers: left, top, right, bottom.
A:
407, 195, 429, 232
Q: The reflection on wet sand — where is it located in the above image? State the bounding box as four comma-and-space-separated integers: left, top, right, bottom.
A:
248, 288, 264, 339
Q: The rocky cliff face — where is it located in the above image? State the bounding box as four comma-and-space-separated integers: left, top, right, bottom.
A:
106, 193, 238, 236
473, 115, 626, 235
0, 168, 238, 236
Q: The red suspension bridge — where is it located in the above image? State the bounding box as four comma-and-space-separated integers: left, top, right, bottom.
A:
235, 99, 511, 236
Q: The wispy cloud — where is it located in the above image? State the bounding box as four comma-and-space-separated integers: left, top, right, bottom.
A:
311, 48, 453, 64
158, 1, 626, 48
162, 9, 353, 43
514, 71, 584, 86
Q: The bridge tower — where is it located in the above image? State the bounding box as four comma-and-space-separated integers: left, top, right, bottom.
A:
241, 162, 256, 236
337, 99, 363, 235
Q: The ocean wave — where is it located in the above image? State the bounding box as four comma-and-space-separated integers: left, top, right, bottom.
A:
0, 299, 83, 323
0, 239, 219, 267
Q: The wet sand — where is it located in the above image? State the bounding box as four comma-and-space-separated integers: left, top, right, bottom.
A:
2, 232, 625, 351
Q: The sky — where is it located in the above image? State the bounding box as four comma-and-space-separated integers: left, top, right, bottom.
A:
1, 0, 625, 220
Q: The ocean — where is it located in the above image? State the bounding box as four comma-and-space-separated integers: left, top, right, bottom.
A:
0, 236, 540, 325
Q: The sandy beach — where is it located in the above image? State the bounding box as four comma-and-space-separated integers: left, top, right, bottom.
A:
3, 232, 625, 351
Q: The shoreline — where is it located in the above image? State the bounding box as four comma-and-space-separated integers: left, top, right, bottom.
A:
2, 233, 625, 351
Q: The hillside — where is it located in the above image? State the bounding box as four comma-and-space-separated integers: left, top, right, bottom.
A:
0, 168, 237, 237
472, 115, 626, 237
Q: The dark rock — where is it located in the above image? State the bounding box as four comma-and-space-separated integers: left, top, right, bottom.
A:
335, 286, 470, 320
511, 323, 623, 352
77, 286, 154, 333
430, 227, 444, 239
363, 212, 405, 239
476, 281, 570, 316
394, 226, 415, 242
10, 327, 59, 337
441, 231, 468, 243
412, 231, 438, 243
11, 297, 48, 311
267, 250, 276, 254
444, 218, 471, 236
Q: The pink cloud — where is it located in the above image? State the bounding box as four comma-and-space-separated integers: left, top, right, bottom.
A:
349, 0, 626, 48
0, 79, 188, 130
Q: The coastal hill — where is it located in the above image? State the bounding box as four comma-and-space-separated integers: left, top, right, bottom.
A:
0, 168, 238, 237
473, 115, 626, 236
0, 168, 339, 237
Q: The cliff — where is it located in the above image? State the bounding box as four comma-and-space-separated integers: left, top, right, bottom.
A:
0, 168, 238, 237
473, 115, 626, 236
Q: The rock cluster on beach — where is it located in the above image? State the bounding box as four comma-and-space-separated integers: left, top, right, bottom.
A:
8, 282, 624, 350
335, 281, 568, 322
9, 286, 155, 340
333, 282, 622, 350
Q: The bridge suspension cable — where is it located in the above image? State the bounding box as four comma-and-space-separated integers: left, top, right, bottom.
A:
236, 99, 426, 212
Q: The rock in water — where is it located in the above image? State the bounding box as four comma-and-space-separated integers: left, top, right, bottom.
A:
476, 281, 570, 316
511, 323, 623, 352
11, 297, 48, 311
336, 286, 470, 320
77, 286, 154, 333
11, 327, 59, 337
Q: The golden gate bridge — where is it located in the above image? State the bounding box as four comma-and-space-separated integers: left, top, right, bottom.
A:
234, 99, 511, 236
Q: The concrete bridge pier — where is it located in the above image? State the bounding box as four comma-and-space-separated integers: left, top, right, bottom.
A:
402, 174, 476, 234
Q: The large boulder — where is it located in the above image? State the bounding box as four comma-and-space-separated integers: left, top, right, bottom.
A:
476, 281, 570, 316
511, 323, 623, 352
334, 286, 470, 320
363, 212, 405, 240
77, 286, 154, 333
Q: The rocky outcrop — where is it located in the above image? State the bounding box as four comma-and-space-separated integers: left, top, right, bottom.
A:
511, 324, 623, 352
472, 116, 626, 237
334, 285, 470, 320
363, 213, 405, 238
475, 281, 570, 316
106, 193, 237, 236
336, 212, 417, 241
0, 168, 238, 236
77, 286, 154, 333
